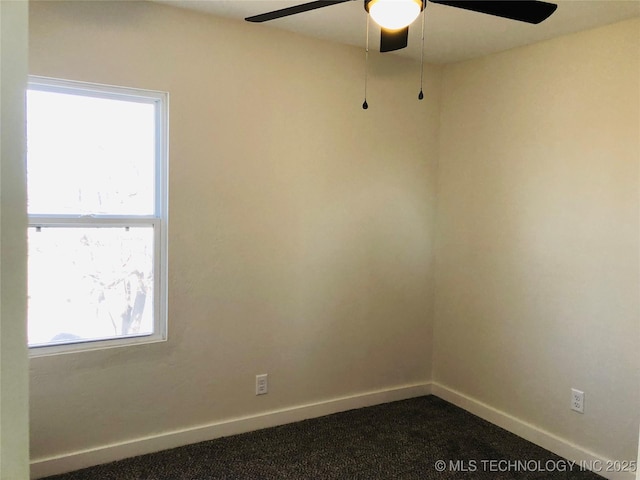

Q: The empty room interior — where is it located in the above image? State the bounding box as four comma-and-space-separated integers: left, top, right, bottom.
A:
1, 0, 639, 478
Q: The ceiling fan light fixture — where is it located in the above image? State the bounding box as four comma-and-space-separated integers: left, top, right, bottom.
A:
366, 0, 423, 30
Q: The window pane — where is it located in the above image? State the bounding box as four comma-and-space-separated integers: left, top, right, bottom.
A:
27, 90, 156, 215
28, 227, 155, 347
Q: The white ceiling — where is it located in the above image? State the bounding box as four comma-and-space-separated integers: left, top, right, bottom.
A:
155, 0, 640, 64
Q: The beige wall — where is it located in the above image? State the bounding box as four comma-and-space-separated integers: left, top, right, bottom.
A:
28, 0, 440, 462
0, 1, 30, 478
434, 18, 639, 462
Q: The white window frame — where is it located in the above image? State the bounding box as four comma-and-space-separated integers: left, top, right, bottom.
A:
27, 76, 169, 356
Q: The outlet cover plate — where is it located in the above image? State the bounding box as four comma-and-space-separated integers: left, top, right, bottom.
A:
571, 388, 584, 413
256, 374, 268, 395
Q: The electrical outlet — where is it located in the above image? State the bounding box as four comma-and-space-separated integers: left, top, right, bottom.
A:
571, 388, 584, 413
256, 374, 268, 395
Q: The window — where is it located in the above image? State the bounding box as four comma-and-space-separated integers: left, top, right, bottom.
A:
27, 77, 168, 355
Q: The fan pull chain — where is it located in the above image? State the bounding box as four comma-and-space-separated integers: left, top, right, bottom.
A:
418, 0, 426, 100
363, 14, 370, 110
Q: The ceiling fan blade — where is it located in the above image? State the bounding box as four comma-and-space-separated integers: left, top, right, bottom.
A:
245, 0, 351, 22
380, 27, 409, 52
429, 0, 557, 24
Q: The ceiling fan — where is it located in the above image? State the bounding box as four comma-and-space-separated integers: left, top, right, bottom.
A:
246, 0, 559, 53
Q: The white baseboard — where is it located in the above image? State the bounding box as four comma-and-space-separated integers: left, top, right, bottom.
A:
431, 383, 635, 480
32, 382, 633, 480
30, 382, 432, 479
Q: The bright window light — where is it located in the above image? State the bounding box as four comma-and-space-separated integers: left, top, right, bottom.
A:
27, 90, 156, 216
26, 77, 168, 354
28, 226, 155, 346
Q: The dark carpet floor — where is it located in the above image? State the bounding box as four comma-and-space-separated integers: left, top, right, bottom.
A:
42, 395, 602, 480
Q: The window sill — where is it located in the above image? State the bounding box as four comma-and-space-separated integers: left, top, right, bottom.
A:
28, 333, 167, 357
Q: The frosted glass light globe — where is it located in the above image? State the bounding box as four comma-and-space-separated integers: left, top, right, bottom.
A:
368, 0, 422, 30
